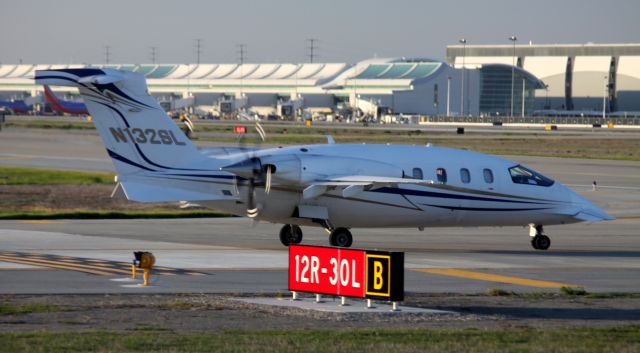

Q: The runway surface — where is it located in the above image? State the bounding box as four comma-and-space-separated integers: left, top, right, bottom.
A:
1, 217, 639, 294
0, 127, 639, 295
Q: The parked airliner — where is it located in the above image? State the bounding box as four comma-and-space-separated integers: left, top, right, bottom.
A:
43, 85, 89, 115
35, 68, 613, 250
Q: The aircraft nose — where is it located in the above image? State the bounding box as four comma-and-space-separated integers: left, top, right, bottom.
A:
570, 191, 615, 222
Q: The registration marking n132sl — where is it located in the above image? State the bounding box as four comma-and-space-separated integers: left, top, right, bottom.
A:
109, 127, 186, 146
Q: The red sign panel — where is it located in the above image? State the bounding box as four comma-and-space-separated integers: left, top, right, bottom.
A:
234, 125, 247, 134
289, 245, 366, 298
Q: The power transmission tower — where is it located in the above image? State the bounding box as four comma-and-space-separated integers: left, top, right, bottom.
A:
307, 38, 318, 63
194, 39, 202, 64
104, 45, 111, 64
237, 44, 247, 64
150, 46, 157, 64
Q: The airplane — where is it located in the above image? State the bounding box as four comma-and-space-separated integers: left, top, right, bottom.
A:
43, 85, 89, 115
0, 100, 31, 114
35, 68, 614, 251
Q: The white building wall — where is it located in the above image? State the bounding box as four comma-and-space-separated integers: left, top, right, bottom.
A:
523, 57, 567, 97
572, 56, 611, 96
616, 56, 640, 111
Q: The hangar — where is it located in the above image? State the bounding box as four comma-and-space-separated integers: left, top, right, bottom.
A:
446, 43, 640, 114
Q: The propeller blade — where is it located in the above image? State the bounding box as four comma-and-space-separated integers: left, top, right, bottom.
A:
265, 165, 272, 194
247, 207, 259, 218
255, 121, 266, 141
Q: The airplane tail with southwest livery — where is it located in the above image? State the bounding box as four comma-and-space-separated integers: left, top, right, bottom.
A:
43, 85, 89, 115
35, 68, 236, 203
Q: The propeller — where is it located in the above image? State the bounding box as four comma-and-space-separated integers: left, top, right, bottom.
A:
227, 121, 272, 218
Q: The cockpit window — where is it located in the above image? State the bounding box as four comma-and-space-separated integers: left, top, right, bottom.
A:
508, 165, 554, 187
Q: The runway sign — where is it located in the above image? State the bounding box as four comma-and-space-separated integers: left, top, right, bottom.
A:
288, 245, 403, 301
233, 125, 247, 134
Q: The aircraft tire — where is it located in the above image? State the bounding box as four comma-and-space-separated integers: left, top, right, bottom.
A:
531, 235, 550, 250
329, 228, 353, 248
279, 224, 303, 246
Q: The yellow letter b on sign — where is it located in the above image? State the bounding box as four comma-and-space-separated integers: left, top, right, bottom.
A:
365, 254, 390, 297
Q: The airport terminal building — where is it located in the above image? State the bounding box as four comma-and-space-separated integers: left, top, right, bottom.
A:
446, 43, 640, 114
1, 42, 637, 119
0, 58, 544, 119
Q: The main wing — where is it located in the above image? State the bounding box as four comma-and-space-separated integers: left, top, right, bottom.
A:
302, 175, 434, 199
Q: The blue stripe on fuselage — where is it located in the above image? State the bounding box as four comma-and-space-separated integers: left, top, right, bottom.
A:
421, 203, 553, 212
372, 186, 551, 205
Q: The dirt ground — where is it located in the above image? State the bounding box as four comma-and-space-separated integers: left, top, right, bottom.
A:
0, 185, 180, 212
1, 294, 639, 332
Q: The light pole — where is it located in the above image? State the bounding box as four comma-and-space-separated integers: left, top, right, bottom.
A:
602, 75, 608, 119
509, 36, 517, 117
446, 76, 451, 116
459, 38, 466, 116
521, 78, 526, 118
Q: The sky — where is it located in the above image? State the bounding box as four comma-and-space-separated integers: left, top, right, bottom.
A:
1, 0, 638, 65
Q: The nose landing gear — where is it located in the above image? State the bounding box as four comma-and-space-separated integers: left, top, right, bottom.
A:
329, 227, 353, 248
529, 224, 551, 250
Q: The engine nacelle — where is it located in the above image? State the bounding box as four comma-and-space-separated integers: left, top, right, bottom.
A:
263, 154, 402, 185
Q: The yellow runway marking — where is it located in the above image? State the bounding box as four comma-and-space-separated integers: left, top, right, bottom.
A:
0, 255, 130, 275
414, 268, 579, 289
0, 256, 115, 276
0, 252, 206, 276
16, 220, 66, 225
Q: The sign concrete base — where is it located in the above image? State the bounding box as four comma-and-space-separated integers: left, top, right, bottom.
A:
233, 297, 457, 314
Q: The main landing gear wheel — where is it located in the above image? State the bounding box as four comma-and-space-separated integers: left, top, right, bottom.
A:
531, 235, 551, 250
279, 224, 302, 247
329, 227, 353, 248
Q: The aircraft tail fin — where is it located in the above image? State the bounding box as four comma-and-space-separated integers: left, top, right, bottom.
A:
35, 68, 212, 176
43, 85, 65, 112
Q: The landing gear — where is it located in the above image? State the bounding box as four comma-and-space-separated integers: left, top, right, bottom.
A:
529, 224, 551, 250
329, 227, 353, 248
279, 224, 302, 247
531, 235, 551, 250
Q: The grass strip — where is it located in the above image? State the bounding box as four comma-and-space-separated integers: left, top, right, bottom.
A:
1, 327, 639, 353
0, 210, 232, 220
0, 303, 64, 316
0, 167, 115, 185
4, 120, 95, 130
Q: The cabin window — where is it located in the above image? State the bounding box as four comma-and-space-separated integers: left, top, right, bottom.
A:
436, 168, 447, 183
483, 168, 494, 184
460, 168, 470, 184
509, 165, 554, 187
412, 168, 423, 179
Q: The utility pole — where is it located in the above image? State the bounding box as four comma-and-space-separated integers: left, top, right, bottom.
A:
237, 44, 247, 104
509, 35, 517, 117
104, 45, 111, 64
194, 39, 202, 65
521, 78, 525, 117
446, 76, 451, 116
602, 75, 608, 119
459, 38, 466, 116
237, 44, 246, 64
150, 46, 157, 64
307, 38, 318, 63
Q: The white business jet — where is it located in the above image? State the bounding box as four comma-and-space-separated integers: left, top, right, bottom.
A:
35, 69, 613, 250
